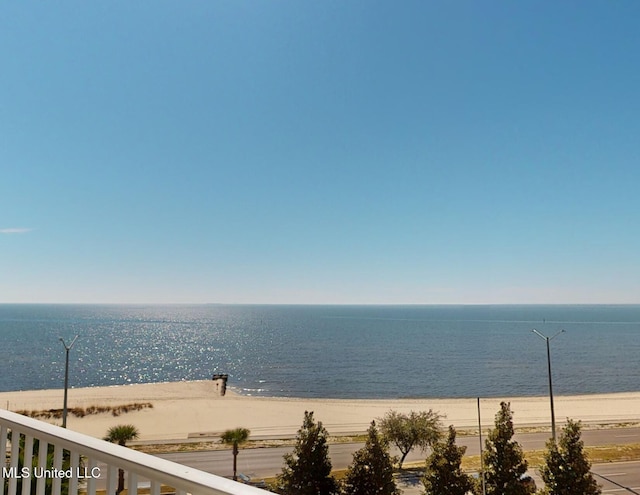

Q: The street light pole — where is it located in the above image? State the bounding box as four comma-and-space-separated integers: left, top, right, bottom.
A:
60, 335, 79, 428
532, 328, 564, 442
477, 397, 486, 495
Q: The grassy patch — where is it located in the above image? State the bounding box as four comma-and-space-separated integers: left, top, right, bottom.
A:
402, 443, 640, 472
455, 422, 640, 438
15, 402, 154, 419
137, 435, 369, 455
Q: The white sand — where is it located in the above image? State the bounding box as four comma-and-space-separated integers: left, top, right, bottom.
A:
2, 381, 639, 442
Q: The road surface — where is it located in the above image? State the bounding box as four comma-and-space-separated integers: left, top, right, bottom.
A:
395, 460, 640, 495
156, 427, 640, 478
86, 427, 640, 492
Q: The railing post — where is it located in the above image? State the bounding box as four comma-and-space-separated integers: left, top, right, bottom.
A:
106, 464, 118, 495
8, 430, 21, 495
127, 471, 138, 495
21, 435, 34, 495
69, 451, 80, 495
52, 445, 63, 495
0, 426, 9, 495
36, 440, 48, 495
86, 458, 98, 495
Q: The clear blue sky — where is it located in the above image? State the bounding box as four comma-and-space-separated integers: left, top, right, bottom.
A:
2, 1, 640, 304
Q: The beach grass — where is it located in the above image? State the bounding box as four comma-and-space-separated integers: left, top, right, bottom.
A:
15, 402, 154, 420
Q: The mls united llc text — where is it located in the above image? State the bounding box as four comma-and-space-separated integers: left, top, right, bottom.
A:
3, 467, 101, 479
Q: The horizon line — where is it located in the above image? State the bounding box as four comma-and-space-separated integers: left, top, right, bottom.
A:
1, 301, 639, 306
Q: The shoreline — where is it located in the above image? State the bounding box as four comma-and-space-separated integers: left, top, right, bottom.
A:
3, 381, 640, 442
6, 380, 640, 402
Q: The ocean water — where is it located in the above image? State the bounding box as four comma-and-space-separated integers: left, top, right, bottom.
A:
0, 304, 638, 399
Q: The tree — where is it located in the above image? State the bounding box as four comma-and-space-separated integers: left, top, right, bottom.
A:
104, 424, 140, 495
220, 427, 250, 482
342, 421, 399, 495
483, 402, 533, 495
422, 426, 475, 495
539, 419, 601, 495
277, 411, 338, 495
378, 409, 442, 469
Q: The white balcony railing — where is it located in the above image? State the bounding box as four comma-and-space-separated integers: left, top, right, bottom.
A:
0, 409, 269, 495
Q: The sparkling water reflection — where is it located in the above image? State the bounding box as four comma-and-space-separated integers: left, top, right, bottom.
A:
0, 304, 638, 398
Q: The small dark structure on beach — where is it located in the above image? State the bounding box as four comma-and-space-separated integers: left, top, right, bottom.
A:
212, 373, 228, 396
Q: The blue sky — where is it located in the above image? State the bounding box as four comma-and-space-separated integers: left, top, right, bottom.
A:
2, 1, 640, 304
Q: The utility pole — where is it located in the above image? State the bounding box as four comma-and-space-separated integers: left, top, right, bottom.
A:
532, 328, 564, 442
477, 397, 486, 495
60, 335, 79, 428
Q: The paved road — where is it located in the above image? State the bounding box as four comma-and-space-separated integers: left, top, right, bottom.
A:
156, 427, 640, 479
458, 427, 640, 456
91, 428, 640, 493
591, 461, 640, 494
395, 460, 640, 495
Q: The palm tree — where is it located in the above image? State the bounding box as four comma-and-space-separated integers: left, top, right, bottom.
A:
220, 427, 250, 481
104, 424, 140, 495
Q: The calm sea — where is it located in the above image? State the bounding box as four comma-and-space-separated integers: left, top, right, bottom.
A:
0, 304, 638, 399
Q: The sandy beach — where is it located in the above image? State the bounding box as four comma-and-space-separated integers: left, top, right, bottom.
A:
2, 380, 640, 442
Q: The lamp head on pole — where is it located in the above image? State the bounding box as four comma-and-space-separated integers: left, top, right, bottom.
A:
60, 335, 79, 351
532, 328, 547, 340
532, 328, 565, 341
